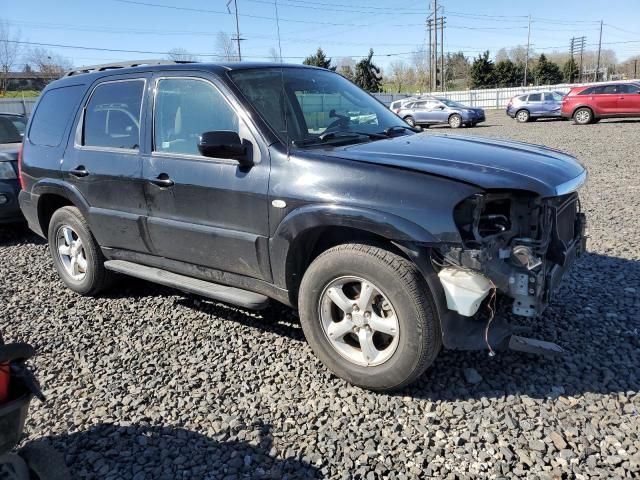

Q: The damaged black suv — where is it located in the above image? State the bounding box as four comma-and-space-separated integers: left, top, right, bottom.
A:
19, 61, 587, 390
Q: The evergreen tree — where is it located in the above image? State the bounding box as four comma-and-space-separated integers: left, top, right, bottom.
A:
494, 59, 519, 87
470, 51, 495, 88
533, 54, 563, 85
562, 57, 579, 83
303, 47, 336, 71
354, 49, 382, 92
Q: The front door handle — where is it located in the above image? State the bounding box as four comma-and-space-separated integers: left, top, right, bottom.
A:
69, 166, 89, 178
150, 174, 174, 188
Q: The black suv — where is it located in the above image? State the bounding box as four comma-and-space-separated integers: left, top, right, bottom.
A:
19, 61, 587, 390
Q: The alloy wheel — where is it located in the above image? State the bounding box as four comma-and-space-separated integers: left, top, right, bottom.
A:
516, 110, 529, 122
56, 225, 88, 281
319, 276, 400, 367
575, 109, 591, 124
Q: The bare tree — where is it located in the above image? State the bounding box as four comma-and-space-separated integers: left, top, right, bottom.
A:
0, 20, 21, 94
410, 45, 428, 93
268, 47, 282, 63
336, 57, 355, 80
26, 47, 72, 83
388, 60, 407, 93
166, 47, 199, 62
215, 32, 239, 61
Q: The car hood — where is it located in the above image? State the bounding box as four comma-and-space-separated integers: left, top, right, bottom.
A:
0, 143, 21, 162
324, 133, 586, 197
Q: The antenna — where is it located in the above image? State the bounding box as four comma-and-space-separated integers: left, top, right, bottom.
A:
274, 0, 290, 156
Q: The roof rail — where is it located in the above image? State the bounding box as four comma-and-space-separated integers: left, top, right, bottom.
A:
64, 59, 197, 77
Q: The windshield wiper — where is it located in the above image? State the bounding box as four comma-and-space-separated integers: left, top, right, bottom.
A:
292, 131, 386, 147
383, 125, 420, 135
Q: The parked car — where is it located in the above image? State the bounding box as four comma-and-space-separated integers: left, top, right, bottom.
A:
507, 91, 565, 123
397, 97, 485, 128
561, 83, 640, 124
19, 61, 586, 390
0, 113, 27, 224
389, 96, 424, 114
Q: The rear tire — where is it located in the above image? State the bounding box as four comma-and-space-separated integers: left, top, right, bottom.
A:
404, 116, 416, 127
47, 206, 114, 296
516, 109, 530, 123
573, 107, 593, 125
448, 114, 462, 128
298, 243, 442, 391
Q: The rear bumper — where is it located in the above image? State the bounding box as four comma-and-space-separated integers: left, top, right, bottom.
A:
0, 179, 24, 224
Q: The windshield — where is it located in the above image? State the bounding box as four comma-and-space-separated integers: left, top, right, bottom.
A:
438, 98, 467, 109
229, 67, 412, 147
0, 115, 25, 144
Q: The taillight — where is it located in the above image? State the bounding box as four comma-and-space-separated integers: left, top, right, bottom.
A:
17, 144, 24, 190
394, 108, 401, 114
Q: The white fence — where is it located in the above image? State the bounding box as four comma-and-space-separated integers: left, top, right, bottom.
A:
0, 98, 36, 116
372, 79, 640, 109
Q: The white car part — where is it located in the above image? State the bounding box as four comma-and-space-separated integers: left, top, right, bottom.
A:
438, 267, 493, 317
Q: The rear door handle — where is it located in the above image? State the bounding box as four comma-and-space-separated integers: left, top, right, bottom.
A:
69, 166, 89, 178
149, 174, 174, 188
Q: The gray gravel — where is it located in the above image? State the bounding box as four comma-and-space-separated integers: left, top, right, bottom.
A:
1, 110, 639, 479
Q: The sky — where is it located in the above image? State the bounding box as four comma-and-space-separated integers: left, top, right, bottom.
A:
3, 0, 640, 71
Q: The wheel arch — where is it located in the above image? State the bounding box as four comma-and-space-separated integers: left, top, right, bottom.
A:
270, 204, 438, 302
32, 181, 90, 239
572, 104, 594, 118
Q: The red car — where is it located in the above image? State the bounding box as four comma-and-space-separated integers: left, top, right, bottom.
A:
561, 82, 640, 124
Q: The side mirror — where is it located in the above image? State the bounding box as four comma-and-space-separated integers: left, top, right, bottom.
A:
198, 131, 251, 167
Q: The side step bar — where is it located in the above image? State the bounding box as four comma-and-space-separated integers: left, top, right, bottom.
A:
104, 260, 270, 310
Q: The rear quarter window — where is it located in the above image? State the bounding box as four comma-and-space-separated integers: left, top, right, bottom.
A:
29, 85, 85, 147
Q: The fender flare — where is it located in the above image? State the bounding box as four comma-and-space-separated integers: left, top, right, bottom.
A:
270, 203, 438, 289
31, 180, 91, 233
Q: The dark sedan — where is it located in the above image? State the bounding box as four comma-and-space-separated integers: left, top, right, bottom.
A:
0, 113, 26, 224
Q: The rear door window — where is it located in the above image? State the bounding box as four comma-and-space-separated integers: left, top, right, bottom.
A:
29, 85, 85, 147
600, 85, 619, 94
83, 79, 145, 150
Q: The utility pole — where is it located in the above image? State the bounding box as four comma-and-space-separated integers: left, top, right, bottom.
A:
427, 18, 433, 92
227, 0, 243, 61
523, 14, 531, 86
440, 15, 445, 91
432, 0, 438, 91
595, 20, 603, 81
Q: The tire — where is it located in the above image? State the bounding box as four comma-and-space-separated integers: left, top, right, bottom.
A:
20, 443, 71, 480
47, 206, 114, 296
515, 109, 530, 123
403, 116, 416, 127
573, 107, 593, 125
298, 243, 442, 391
448, 114, 462, 129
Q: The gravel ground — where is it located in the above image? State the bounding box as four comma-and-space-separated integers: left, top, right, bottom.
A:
1, 110, 639, 479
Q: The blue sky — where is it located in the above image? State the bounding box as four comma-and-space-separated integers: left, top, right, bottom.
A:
3, 0, 640, 70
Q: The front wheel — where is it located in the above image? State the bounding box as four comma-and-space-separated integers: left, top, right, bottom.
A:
448, 114, 462, 128
298, 243, 442, 391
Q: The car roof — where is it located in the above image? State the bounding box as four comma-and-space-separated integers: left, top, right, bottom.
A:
52, 60, 329, 88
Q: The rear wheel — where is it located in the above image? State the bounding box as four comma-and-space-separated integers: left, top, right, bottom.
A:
47, 206, 114, 295
448, 114, 462, 128
573, 107, 593, 125
298, 243, 442, 391
516, 109, 530, 123
403, 116, 416, 127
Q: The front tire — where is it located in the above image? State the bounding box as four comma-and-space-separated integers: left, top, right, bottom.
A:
448, 114, 462, 128
47, 206, 114, 296
298, 243, 442, 391
573, 107, 593, 125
